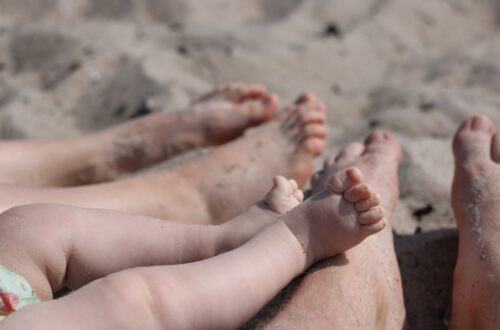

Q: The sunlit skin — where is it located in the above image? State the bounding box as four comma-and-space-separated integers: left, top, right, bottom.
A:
0, 166, 384, 329
0, 84, 280, 187
0, 93, 326, 225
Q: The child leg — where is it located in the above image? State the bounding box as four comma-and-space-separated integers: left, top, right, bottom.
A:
1, 168, 386, 329
0, 176, 302, 301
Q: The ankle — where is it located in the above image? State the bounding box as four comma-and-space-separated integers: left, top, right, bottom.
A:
216, 204, 279, 254
281, 207, 319, 269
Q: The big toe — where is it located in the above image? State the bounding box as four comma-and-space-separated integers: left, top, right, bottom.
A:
239, 93, 280, 123
453, 115, 496, 165
362, 131, 402, 164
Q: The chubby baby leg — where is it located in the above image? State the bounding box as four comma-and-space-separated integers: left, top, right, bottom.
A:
1, 167, 384, 329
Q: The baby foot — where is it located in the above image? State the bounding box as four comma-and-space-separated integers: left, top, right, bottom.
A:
283, 167, 386, 268
216, 176, 304, 254
192, 83, 280, 144
265, 176, 303, 215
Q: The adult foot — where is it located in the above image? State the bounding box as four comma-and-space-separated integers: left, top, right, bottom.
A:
176, 92, 326, 223
265, 176, 303, 214
191, 83, 279, 144
262, 131, 405, 329
283, 167, 386, 268
450, 115, 500, 329
0, 83, 279, 187
80, 83, 280, 182
0, 93, 325, 225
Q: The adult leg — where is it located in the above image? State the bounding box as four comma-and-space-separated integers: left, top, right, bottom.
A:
0, 84, 278, 187
261, 131, 406, 329
450, 115, 500, 329
1, 167, 386, 330
0, 93, 326, 224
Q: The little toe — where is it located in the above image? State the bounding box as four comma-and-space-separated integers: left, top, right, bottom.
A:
327, 167, 363, 194
334, 142, 365, 168
357, 206, 385, 225
357, 219, 387, 239
344, 183, 374, 203
294, 189, 304, 202
453, 115, 496, 165
355, 193, 381, 212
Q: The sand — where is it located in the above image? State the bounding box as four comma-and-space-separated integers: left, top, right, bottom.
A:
1, 0, 500, 328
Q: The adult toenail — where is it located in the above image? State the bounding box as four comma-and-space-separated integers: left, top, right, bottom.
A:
471, 116, 493, 132
365, 131, 385, 144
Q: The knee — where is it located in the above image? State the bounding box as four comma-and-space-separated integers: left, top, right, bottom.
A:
0, 204, 74, 232
0, 204, 72, 260
0, 205, 41, 238
97, 269, 187, 329
94, 270, 163, 329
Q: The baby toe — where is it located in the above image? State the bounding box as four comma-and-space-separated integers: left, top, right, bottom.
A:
357, 219, 387, 239
271, 175, 292, 194
328, 167, 364, 194
357, 206, 385, 225
293, 189, 304, 202
344, 183, 374, 203
355, 193, 381, 212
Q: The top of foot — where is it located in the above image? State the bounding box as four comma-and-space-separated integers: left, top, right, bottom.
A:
192, 83, 280, 144
450, 115, 500, 329
311, 131, 402, 214
243, 92, 328, 187
283, 166, 386, 268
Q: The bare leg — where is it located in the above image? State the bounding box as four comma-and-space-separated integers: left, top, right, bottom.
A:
0, 93, 326, 224
0, 84, 278, 187
0, 176, 302, 301
450, 115, 500, 329
1, 168, 385, 330
262, 131, 406, 329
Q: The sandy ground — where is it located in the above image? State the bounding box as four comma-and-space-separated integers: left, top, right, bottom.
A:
1, 0, 500, 328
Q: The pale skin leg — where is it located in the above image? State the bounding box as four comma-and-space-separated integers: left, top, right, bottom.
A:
1, 168, 386, 330
0, 93, 327, 224
0, 176, 303, 301
262, 131, 406, 329
0, 84, 279, 187
450, 115, 500, 329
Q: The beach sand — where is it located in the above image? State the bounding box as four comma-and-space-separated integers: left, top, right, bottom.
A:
1, 0, 500, 328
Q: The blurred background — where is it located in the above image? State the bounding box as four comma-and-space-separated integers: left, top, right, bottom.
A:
1, 0, 500, 328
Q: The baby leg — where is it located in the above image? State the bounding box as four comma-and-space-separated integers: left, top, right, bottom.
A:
0, 176, 301, 301
1, 168, 384, 329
